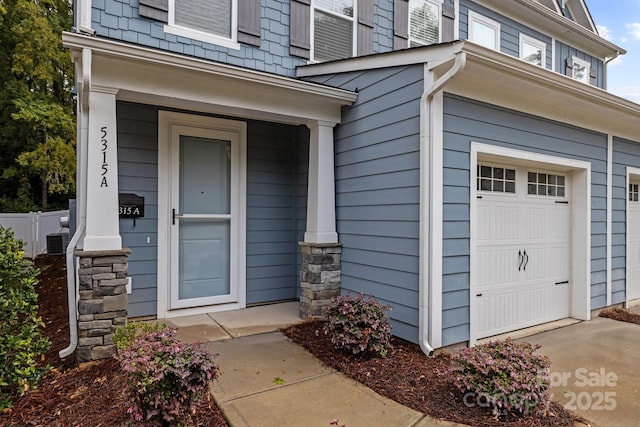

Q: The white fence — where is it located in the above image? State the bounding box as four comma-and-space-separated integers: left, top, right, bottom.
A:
0, 210, 70, 258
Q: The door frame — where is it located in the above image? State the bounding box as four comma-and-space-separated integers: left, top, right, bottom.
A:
625, 167, 640, 306
157, 111, 247, 318
469, 142, 591, 345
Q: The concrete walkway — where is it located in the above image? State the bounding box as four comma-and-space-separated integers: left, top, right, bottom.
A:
165, 302, 459, 427
165, 303, 640, 427
522, 317, 640, 427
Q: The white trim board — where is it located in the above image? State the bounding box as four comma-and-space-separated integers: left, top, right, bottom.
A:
469, 142, 591, 346
626, 166, 640, 307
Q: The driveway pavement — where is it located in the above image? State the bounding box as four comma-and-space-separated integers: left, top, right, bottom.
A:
521, 317, 640, 427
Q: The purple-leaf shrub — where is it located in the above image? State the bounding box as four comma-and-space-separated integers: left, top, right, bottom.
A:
451, 339, 551, 417
116, 325, 220, 426
324, 293, 392, 357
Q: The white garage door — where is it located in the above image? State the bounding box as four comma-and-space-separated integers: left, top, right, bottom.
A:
475, 163, 570, 339
627, 181, 640, 301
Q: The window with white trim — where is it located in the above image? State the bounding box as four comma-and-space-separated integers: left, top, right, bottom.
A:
527, 172, 566, 197
468, 10, 500, 50
519, 34, 546, 67
313, 0, 355, 62
409, 0, 441, 47
477, 165, 516, 193
630, 183, 639, 202
166, 0, 239, 48
571, 56, 591, 84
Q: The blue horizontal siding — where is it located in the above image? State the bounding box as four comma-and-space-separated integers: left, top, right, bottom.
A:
308, 65, 424, 343
442, 93, 608, 346
117, 102, 305, 316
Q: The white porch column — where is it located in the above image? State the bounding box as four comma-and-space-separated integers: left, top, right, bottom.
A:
304, 121, 338, 244
83, 87, 122, 250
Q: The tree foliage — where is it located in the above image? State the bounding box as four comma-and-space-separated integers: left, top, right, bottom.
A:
0, 0, 75, 212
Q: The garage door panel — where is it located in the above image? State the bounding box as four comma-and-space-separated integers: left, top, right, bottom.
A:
475, 163, 570, 339
478, 204, 519, 242
478, 248, 520, 287
627, 182, 640, 300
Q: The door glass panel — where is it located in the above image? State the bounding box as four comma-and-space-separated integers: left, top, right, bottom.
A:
179, 218, 230, 299
180, 136, 230, 215
178, 136, 231, 300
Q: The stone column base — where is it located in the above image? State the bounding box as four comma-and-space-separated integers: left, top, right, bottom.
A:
75, 248, 131, 362
298, 242, 342, 319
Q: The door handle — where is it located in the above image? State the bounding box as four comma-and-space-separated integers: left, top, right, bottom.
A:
518, 250, 524, 271
523, 250, 529, 271
172, 208, 176, 225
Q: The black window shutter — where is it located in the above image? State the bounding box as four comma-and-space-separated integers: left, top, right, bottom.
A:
290, 0, 311, 59
139, 0, 168, 23
358, 0, 374, 55
442, 4, 455, 42
394, 0, 409, 49
590, 67, 597, 86
565, 56, 574, 76
238, 0, 261, 46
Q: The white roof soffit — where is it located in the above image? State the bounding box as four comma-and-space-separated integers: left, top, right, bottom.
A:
473, 0, 624, 60
448, 42, 640, 142
297, 41, 466, 77
62, 32, 357, 125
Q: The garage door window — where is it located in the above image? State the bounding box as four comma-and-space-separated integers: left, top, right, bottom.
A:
527, 172, 565, 197
630, 183, 639, 202
477, 165, 516, 193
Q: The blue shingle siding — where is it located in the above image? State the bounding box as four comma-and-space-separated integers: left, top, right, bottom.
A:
94, 0, 307, 76
612, 137, 640, 304
442, 93, 608, 346
93, 0, 398, 76
305, 65, 424, 343
117, 102, 305, 316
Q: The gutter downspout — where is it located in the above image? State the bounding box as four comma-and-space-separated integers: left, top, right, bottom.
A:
419, 48, 466, 357
60, 48, 90, 359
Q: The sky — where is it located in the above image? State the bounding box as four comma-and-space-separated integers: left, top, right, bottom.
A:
587, 0, 640, 103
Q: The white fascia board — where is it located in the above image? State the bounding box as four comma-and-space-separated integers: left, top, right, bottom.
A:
296, 41, 466, 78
62, 32, 356, 124
472, 0, 624, 60
447, 42, 640, 143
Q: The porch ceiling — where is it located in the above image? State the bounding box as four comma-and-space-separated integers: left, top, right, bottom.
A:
62, 32, 357, 126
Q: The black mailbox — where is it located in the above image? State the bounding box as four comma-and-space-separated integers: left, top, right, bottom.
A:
119, 193, 145, 218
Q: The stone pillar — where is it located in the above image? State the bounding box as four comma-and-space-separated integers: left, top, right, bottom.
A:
299, 242, 342, 319
76, 248, 131, 363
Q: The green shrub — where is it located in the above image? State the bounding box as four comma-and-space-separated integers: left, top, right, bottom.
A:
324, 293, 392, 357
116, 323, 220, 426
451, 339, 551, 417
0, 227, 50, 409
112, 320, 168, 351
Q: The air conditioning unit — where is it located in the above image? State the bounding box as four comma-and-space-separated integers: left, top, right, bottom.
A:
46, 232, 69, 255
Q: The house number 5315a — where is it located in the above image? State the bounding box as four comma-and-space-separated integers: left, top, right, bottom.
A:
100, 126, 109, 188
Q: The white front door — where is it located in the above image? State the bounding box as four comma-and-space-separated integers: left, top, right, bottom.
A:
627, 181, 640, 301
159, 113, 247, 313
475, 163, 570, 338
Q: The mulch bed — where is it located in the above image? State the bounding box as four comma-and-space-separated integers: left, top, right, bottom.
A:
282, 321, 580, 427
599, 307, 640, 325
0, 255, 228, 427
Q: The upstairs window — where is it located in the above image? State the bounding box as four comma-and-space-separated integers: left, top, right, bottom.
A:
166, 0, 239, 48
313, 0, 355, 62
409, 0, 441, 47
468, 10, 500, 50
571, 56, 591, 84
519, 34, 546, 67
